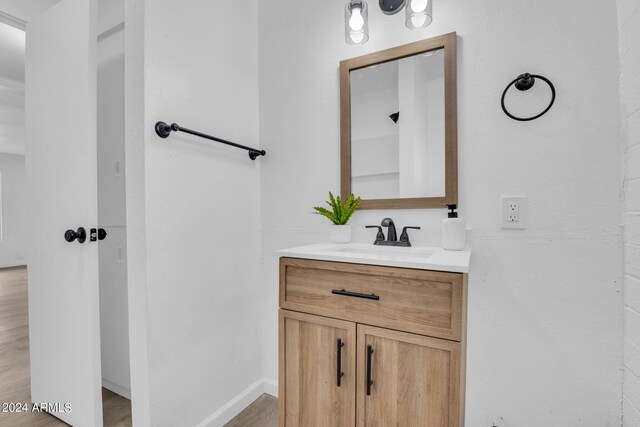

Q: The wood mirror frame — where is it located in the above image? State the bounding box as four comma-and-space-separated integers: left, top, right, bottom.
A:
340, 32, 457, 209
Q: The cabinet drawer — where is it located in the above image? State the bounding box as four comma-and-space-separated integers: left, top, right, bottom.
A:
279, 257, 465, 341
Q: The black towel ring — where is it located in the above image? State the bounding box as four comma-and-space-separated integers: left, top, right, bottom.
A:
501, 73, 556, 121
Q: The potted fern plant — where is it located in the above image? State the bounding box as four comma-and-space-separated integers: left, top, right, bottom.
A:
313, 192, 362, 243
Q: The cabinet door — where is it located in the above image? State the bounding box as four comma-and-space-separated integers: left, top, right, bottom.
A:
279, 310, 356, 427
357, 325, 463, 427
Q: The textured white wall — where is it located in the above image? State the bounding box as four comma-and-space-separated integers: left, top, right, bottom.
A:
618, 0, 640, 424
259, 0, 624, 425
135, 0, 262, 425
0, 153, 25, 267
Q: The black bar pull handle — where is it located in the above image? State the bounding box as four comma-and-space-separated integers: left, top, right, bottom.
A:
332, 289, 380, 301
366, 345, 374, 396
337, 338, 345, 387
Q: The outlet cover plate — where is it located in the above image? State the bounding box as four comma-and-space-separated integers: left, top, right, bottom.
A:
501, 196, 527, 229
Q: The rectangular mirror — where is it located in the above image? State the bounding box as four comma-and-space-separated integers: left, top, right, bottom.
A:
340, 32, 457, 209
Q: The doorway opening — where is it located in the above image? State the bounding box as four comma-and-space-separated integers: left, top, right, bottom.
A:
0, 1, 132, 425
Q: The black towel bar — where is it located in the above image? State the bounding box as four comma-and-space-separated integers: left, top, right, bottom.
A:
154, 121, 266, 160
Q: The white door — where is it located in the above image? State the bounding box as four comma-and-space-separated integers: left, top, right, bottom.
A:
25, 0, 103, 425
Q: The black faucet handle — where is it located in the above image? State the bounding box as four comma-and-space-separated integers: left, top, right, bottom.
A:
366, 225, 385, 242
399, 226, 421, 245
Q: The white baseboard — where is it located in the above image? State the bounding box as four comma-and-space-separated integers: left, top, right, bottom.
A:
196, 377, 278, 427
102, 378, 131, 400
263, 377, 278, 397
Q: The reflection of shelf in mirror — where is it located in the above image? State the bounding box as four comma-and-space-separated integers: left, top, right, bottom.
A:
352, 171, 399, 179
352, 133, 399, 144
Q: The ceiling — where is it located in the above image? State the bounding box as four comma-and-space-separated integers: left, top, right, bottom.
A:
0, 0, 62, 27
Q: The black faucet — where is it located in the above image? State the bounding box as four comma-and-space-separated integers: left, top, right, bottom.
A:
366, 218, 420, 247
381, 218, 397, 242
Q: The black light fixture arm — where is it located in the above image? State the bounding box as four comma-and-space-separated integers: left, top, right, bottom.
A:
154, 121, 266, 160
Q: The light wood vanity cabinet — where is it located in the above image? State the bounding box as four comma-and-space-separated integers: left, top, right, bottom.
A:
279, 257, 467, 427
356, 325, 462, 426
280, 311, 356, 426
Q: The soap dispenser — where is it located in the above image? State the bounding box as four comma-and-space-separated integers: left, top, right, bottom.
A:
442, 204, 466, 251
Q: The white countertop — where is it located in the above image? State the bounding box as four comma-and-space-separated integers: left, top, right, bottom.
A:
278, 242, 470, 273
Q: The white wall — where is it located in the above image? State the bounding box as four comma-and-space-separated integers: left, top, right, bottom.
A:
0, 23, 25, 83
618, 0, 640, 424
0, 55, 25, 269
97, 0, 123, 35
0, 77, 25, 156
0, 19, 27, 269
127, 0, 263, 425
351, 81, 400, 199
0, 12, 27, 269
0, 153, 26, 267
398, 53, 445, 197
123, 0, 149, 423
98, 22, 129, 399
259, 0, 623, 425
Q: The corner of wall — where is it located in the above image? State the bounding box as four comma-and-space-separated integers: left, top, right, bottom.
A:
195, 378, 277, 427
617, 0, 640, 422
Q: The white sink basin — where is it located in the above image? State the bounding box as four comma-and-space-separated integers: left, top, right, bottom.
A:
278, 242, 470, 273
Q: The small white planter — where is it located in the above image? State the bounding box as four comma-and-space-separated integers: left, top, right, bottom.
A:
330, 224, 352, 243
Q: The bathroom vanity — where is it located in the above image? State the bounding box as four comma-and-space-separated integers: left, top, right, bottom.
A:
277, 30, 466, 426
278, 244, 470, 426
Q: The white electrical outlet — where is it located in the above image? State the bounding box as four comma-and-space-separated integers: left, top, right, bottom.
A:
508, 202, 519, 222
502, 196, 527, 229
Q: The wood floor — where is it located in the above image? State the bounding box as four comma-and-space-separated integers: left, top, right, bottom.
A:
225, 394, 278, 427
0, 266, 132, 427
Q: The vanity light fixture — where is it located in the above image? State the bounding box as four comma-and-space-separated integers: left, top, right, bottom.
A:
405, 0, 432, 29
379, 0, 406, 15
345, 0, 369, 45
345, 0, 432, 45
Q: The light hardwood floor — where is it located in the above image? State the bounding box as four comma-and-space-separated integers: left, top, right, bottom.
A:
225, 394, 278, 427
0, 266, 132, 427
